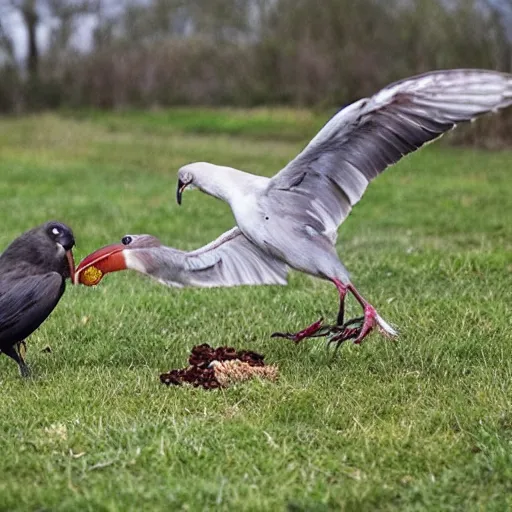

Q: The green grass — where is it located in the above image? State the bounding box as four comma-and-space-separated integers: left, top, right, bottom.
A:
61, 107, 329, 141
0, 109, 511, 511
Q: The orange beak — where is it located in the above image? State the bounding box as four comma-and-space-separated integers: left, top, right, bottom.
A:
74, 244, 127, 286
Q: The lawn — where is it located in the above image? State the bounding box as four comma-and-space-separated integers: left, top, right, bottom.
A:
0, 109, 511, 511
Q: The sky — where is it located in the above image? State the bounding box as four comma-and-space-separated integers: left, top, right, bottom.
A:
3, 8, 48, 61
1, 2, 99, 62
2, 0, 511, 65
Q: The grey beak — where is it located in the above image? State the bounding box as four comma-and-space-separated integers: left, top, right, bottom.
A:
177, 179, 185, 205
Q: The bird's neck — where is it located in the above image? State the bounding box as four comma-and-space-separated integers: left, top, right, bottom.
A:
124, 249, 152, 275
195, 165, 268, 207
126, 247, 184, 280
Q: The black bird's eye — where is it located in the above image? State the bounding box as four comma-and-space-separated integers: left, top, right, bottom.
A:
122, 236, 133, 245
51, 227, 61, 237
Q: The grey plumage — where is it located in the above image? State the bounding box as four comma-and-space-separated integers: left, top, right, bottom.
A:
183, 227, 288, 287
110, 229, 288, 288
265, 69, 512, 245
176, 69, 512, 343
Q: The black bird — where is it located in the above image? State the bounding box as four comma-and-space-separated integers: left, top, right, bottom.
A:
0, 221, 75, 376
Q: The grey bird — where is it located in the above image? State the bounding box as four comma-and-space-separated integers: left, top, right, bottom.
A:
0, 221, 75, 376
175, 69, 512, 345
74, 230, 289, 288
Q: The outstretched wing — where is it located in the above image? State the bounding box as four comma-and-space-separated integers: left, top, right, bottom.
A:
183, 227, 289, 287
0, 272, 64, 346
266, 69, 512, 239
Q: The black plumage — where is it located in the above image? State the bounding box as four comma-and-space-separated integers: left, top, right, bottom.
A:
0, 221, 75, 376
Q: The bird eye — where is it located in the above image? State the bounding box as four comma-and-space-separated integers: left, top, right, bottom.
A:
52, 227, 61, 236
122, 236, 133, 245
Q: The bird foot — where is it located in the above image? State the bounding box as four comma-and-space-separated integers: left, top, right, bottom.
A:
327, 316, 364, 349
353, 304, 379, 344
327, 304, 396, 349
271, 305, 397, 347
271, 318, 332, 343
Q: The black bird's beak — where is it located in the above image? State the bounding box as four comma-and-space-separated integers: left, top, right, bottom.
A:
176, 179, 187, 205
66, 250, 76, 283
57, 233, 76, 282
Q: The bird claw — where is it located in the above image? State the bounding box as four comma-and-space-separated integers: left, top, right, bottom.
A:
334, 316, 365, 331
272, 304, 393, 349
272, 314, 366, 347
327, 327, 361, 351
271, 318, 326, 343
326, 305, 381, 349
270, 331, 297, 341
325, 311, 380, 349
326, 317, 364, 349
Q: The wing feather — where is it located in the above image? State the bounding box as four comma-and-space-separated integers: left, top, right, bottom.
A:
184, 227, 289, 287
266, 69, 512, 237
0, 272, 64, 346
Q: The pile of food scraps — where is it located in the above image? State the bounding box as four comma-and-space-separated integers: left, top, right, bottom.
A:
160, 343, 278, 390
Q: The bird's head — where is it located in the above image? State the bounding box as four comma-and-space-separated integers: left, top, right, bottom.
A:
176, 162, 239, 205
0, 221, 76, 280
22, 221, 75, 278
74, 234, 162, 286
40, 221, 75, 279
176, 164, 205, 205
44, 221, 75, 250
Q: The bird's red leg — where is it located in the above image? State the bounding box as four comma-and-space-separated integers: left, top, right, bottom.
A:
346, 284, 377, 343
271, 279, 396, 345
329, 283, 396, 345
331, 278, 348, 325
271, 279, 350, 342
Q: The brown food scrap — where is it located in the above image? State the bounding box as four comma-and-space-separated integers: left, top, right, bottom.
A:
159, 366, 221, 390
212, 360, 279, 387
187, 343, 264, 368
160, 343, 277, 390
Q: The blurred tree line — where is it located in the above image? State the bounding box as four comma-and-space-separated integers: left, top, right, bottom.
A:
0, 0, 511, 119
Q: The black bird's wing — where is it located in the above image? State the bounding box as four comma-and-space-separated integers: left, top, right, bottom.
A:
0, 272, 65, 349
